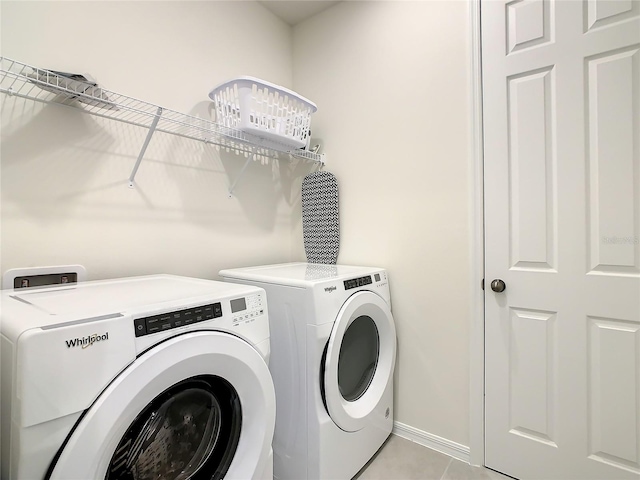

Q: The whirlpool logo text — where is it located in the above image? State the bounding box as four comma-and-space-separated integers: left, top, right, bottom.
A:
65, 332, 109, 349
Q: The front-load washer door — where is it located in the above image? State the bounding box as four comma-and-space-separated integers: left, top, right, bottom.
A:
323, 291, 396, 432
47, 331, 275, 480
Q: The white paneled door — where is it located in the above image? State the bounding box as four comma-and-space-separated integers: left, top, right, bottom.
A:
482, 1, 640, 479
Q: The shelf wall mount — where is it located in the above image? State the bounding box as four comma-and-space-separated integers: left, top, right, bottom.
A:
128, 106, 163, 188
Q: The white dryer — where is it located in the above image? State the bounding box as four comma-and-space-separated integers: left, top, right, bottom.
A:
219, 263, 396, 480
0, 275, 275, 480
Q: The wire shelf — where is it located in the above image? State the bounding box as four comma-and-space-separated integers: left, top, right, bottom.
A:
0, 57, 324, 189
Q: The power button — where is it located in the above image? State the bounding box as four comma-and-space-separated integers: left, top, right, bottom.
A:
134, 318, 147, 337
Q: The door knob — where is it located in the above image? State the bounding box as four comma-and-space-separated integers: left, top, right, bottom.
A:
490, 279, 506, 293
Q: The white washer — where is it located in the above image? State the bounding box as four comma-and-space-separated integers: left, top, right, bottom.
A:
220, 263, 396, 480
0, 275, 275, 480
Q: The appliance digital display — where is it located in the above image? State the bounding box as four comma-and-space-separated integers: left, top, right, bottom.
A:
230, 297, 247, 313
344, 275, 373, 290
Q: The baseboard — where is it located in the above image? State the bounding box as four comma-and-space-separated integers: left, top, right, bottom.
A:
392, 421, 470, 464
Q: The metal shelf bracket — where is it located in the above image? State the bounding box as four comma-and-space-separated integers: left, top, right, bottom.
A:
128, 106, 163, 188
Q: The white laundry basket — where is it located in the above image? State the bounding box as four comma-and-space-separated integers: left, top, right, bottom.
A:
209, 76, 317, 152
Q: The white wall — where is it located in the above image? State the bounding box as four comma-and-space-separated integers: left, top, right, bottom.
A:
2, 0, 475, 448
1, 1, 314, 280
293, 1, 472, 446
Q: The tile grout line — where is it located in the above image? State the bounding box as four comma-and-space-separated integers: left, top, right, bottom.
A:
439, 457, 454, 480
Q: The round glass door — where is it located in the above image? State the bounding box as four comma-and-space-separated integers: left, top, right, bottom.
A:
323, 291, 396, 432
47, 331, 275, 480
106, 375, 241, 480
337, 315, 379, 402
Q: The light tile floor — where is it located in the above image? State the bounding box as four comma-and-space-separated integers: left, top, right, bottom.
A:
355, 435, 513, 480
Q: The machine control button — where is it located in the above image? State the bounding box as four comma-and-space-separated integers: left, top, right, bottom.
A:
134, 303, 222, 337
146, 316, 160, 326
134, 318, 147, 337
147, 324, 161, 334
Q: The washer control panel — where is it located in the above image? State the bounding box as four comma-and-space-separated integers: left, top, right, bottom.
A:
134, 303, 222, 337
232, 292, 265, 327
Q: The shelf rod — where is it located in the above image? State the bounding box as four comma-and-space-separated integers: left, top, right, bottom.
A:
128, 106, 163, 188
228, 150, 256, 198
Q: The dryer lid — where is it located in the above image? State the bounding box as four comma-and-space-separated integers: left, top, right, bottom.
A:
220, 262, 384, 286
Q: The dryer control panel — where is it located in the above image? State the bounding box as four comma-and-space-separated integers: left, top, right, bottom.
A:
231, 292, 265, 327
134, 303, 222, 337
344, 275, 373, 290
